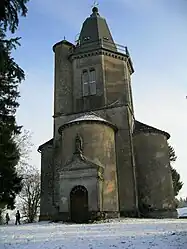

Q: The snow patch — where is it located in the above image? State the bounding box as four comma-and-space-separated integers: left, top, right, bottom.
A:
0, 219, 187, 249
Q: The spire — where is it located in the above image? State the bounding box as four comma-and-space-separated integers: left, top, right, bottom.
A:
76, 5, 117, 52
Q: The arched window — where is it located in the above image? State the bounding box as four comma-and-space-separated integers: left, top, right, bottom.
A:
82, 68, 96, 97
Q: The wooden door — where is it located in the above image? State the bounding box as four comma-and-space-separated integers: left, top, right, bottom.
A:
70, 185, 89, 223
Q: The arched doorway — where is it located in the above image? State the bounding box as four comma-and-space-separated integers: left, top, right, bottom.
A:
70, 185, 89, 223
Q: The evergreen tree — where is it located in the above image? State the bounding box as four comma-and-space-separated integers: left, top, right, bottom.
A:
0, 28, 24, 209
168, 144, 183, 196
168, 145, 177, 162
170, 166, 183, 197
0, 0, 29, 32
0, 0, 29, 210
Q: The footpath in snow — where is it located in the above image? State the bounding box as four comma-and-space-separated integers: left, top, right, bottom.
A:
0, 219, 187, 249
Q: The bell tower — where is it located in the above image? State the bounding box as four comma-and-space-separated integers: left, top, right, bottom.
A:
72, 6, 134, 113
39, 5, 177, 221
53, 6, 134, 118
53, 7, 138, 216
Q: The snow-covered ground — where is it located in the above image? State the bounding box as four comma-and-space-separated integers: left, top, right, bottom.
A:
177, 207, 187, 218
0, 219, 187, 249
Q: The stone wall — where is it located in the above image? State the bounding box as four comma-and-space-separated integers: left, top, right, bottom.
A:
59, 168, 98, 213
133, 132, 176, 216
53, 105, 136, 215
103, 55, 133, 111
60, 122, 119, 213
72, 55, 105, 112
53, 41, 73, 124
40, 145, 56, 220
103, 106, 137, 215
53, 48, 135, 137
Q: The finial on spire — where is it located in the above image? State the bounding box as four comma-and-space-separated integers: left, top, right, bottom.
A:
91, 1, 99, 16
92, 0, 99, 8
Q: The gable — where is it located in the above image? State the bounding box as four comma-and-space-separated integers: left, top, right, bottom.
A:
62, 154, 104, 172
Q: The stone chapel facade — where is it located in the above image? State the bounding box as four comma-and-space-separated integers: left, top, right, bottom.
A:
38, 7, 177, 223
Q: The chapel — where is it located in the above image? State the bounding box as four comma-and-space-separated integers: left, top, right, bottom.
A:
38, 7, 177, 223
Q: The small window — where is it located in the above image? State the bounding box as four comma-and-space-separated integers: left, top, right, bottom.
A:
82, 68, 97, 97
83, 37, 90, 41
89, 69, 96, 95
82, 70, 89, 96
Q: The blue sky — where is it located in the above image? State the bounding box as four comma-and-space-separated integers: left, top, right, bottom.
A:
14, 0, 187, 198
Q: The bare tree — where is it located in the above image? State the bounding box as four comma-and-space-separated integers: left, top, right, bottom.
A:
18, 167, 40, 223
14, 129, 33, 174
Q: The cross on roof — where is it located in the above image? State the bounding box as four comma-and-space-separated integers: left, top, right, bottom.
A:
92, 1, 99, 8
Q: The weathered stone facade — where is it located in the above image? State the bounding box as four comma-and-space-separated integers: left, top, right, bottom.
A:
38, 7, 177, 222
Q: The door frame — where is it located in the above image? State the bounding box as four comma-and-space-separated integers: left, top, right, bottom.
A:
70, 185, 89, 223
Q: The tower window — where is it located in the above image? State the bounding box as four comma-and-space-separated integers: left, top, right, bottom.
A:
89, 69, 96, 95
82, 68, 96, 97
83, 37, 90, 41
82, 70, 89, 96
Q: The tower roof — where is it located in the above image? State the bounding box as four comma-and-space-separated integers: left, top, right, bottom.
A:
77, 7, 117, 52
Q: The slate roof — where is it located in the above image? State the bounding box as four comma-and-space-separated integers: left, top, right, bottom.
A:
133, 120, 170, 139
76, 7, 117, 52
58, 113, 117, 133
53, 39, 75, 52
67, 114, 108, 123
38, 138, 53, 152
